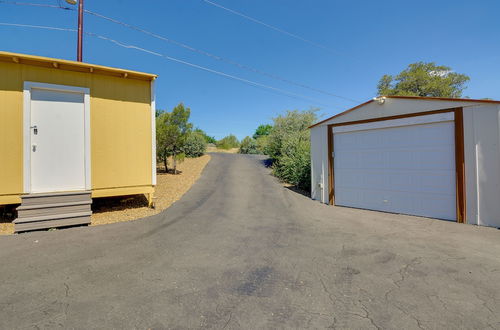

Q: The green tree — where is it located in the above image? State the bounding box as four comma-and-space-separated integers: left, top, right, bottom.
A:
266, 109, 317, 191
267, 109, 317, 160
156, 103, 193, 174
377, 62, 470, 98
216, 134, 240, 150
193, 127, 216, 144
184, 131, 207, 158
253, 124, 273, 140
155, 109, 164, 118
239, 136, 259, 154
255, 135, 270, 155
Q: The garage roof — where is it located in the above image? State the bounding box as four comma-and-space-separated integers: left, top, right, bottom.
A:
0, 51, 157, 81
309, 95, 500, 129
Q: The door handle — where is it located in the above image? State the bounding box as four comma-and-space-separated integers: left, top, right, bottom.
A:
32, 144, 37, 152
31, 125, 38, 135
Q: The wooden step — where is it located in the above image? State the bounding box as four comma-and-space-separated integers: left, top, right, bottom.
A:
14, 211, 92, 224
20, 191, 91, 206
14, 191, 92, 232
16, 201, 91, 218
15, 215, 91, 232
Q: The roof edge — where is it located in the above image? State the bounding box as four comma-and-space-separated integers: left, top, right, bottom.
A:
309, 99, 374, 129
309, 95, 500, 129
0, 51, 157, 81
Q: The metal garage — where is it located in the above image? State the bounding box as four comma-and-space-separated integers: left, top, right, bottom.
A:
309, 96, 500, 228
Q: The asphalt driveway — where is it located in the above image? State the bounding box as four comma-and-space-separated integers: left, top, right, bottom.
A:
0, 153, 499, 329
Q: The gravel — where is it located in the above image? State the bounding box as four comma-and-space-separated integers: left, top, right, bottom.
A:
0, 155, 211, 234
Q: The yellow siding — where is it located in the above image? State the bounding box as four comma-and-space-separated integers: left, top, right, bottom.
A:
0, 61, 153, 205
0, 63, 24, 197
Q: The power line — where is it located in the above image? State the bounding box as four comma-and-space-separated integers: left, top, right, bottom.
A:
0, 0, 359, 103
85, 9, 359, 103
0, 0, 72, 10
0, 22, 338, 107
0, 22, 75, 32
202, 0, 346, 57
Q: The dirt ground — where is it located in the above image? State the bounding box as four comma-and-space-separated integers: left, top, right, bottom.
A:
206, 146, 239, 153
91, 155, 211, 225
0, 155, 211, 234
0, 205, 16, 235
0, 222, 15, 235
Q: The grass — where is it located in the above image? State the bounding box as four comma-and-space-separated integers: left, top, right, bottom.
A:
206, 146, 239, 153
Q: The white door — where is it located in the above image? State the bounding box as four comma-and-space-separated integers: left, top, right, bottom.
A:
30, 88, 86, 193
333, 117, 456, 221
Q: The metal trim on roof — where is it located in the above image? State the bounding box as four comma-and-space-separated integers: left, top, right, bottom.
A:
309, 95, 500, 128
0, 51, 157, 81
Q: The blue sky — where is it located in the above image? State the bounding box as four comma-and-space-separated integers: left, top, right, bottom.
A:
1, 0, 499, 140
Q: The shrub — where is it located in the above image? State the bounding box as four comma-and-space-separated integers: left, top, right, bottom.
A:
267, 109, 317, 160
184, 131, 207, 157
239, 136, 259, 154
267, 109, 317, 192
216, 134, 240, 150
272, 132, 311, 191
255, 135, 270, 155
193, 128, 216, 144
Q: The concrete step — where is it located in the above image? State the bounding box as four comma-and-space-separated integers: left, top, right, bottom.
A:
16, 201, 91, 218
15, 215, 91, 232
20, 191, 91, 206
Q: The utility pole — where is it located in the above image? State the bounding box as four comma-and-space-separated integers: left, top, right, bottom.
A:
65, 0, 84, 62
77, 0, 83, 62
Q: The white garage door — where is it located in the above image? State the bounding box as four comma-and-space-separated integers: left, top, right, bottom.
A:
333, 113, 456, 221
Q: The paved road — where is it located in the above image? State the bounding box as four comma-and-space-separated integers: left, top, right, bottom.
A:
1, 153, 499, 329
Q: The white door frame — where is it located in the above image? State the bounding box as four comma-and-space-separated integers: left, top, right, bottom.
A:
23, 81, 91, 193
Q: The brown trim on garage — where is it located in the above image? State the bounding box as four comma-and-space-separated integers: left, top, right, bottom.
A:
329, 108, 460, 127
454, 108, 466, 223
309, 95, 500, 129
385, 95, 500, 105
326, 107, 467, 222
327, 124, 334, 205
309, 99, 375, 129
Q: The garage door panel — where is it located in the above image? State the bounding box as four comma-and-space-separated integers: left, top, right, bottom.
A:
419, 195, 456, 220
336, 187, 456, 220
336, 151, 359, 169
419, 173, 455, 192
384, 150, 415, 169
417, 124, 454, 146
360, 151, 385, 168
417, 149, 455, 169
333, 120, 456, 221
336, 169, 454, 194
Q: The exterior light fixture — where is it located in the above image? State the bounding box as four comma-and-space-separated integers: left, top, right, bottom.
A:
373, 96, 386, 105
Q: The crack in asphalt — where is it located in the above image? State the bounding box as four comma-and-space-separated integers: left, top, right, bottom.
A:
2, 154, 500, 329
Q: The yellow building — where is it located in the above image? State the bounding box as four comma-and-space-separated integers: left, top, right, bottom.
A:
0, 51, 157, 232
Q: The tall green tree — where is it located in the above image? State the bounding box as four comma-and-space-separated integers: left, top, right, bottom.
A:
377, 62, 470, 98
193, 127, 216, 144
253, 124, 273, 140
156, 103, 193, 174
